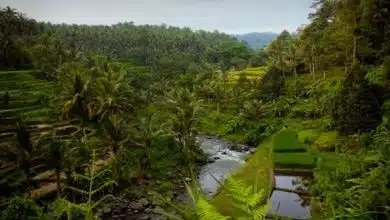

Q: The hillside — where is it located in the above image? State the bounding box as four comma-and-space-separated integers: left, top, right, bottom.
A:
235, 32, 278, 49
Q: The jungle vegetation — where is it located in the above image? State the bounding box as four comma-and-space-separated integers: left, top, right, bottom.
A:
1, 0, 390, 219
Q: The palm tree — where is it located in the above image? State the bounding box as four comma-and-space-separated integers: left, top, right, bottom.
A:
102, 115, 128, 156
11, 121, 48, 196
58, 66, 92, 122
92, 62, 133, 121
15, 121, 33, 196
63, 133, 91, 201
241, 99, 266, 121
45, 137, 66, 198
130, 113, 164, 169
166, 88, 202, 164
101, 115, 128, 185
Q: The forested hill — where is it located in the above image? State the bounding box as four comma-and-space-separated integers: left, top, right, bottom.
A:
1, 12, 252, 76
235, 32, 278, 49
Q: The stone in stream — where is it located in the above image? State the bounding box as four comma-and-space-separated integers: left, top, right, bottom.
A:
120, 203, 128, 209
138, 198, 149, 206
137, 214, 150, 220
103, 207, 112, 214
129, 202, 144, 210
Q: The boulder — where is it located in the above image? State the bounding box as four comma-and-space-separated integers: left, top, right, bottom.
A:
137, 214, 150, 220
103, 207, 112, 214
129, 202, 144, 210
138, 198, 149, 206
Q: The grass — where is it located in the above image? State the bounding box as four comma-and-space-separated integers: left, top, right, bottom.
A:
274, 152, 316, 169
212, 139, 274, 217
0, 70, 56, 122
273, 129, 306, 153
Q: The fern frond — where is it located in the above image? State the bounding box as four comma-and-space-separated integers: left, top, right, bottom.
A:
252, 201, 270, 220
64, 185, 89, 195
248, 189, 265, 207
90, 180, 116, 195
196, 196, 230, 220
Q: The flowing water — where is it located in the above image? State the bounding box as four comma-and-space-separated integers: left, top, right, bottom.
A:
197, 135, 250, 196
197, 135, 311, 219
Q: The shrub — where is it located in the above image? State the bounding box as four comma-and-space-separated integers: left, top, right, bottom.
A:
244, 119, 282, 146
298, 130, 321, 144
331, 65, 382, 134
313, 131, 340, 152
1, 196, 42, 220
257, 66, 285, 101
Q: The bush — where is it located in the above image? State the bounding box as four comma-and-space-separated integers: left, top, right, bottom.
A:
331, 65, 382, 134
313, 131, 340, 152
244, 119, 282, 146
289, 99, 324, 119
257, 66, 285, 101
298, 130, 321, 144
1, 197, 42, 220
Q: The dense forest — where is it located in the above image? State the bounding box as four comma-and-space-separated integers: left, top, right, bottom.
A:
0, 0, 390, 219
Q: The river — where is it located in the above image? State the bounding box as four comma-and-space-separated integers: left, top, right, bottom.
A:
196, 135, 311, 219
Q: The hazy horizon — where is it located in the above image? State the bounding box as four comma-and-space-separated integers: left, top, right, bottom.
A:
0, 0, 313, 34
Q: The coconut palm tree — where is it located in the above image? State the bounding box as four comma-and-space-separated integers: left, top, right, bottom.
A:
130, 113, 165, 169
241, 99, 266, 121
92, 62, 133, 121
165, 88, 202, 164
45, 137, 66, 198
58, 64, 92, 122
101, 115, 129, 185
9, 121, 48, 196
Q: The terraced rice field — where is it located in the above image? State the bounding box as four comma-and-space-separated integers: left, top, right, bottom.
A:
0, 70, 85, 198
227, 67, 267, 85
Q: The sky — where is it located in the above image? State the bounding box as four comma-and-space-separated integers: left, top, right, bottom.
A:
0, 0, 313, 34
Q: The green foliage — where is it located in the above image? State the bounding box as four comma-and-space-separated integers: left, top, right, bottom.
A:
0, 7, 39, 70
61, 151, 115, 219
1, 196, 42, 220
313, 131, 340, 152
223, 178, 270, 219
332, 66, 382, 134
213, 141, 273, 217
241, 99, 266, 121
166, 88, 203, 164
160, 177, 270, 220
257, 66, 285, 101
244, 119, 282, 146
297, 129, 320, 145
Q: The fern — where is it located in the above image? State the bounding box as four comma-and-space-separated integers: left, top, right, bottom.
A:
53, 151, 115, 219
224, 177, 270, 220
159, 176, 270, 220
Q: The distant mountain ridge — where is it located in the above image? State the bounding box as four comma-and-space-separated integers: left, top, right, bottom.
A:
234, 32, 278, 49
